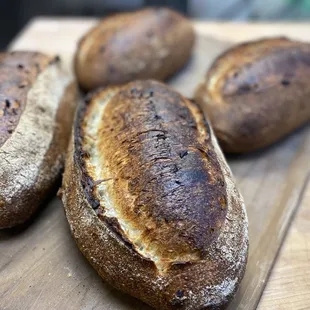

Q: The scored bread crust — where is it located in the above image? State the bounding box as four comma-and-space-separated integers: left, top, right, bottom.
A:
62, 80, 248, 309
0, 51, 77, 229
195, 37, 310, 153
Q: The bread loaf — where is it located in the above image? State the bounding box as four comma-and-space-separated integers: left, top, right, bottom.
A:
195, 37, 310, 153
61, 80, 248, 309
74, 8, 195, 91
0, 51, 77, 228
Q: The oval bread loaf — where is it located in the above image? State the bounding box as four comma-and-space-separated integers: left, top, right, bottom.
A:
0, 51, 77, 229
195, 37, 310, 153
74, 8, 195, 91
61, 80, 248, 309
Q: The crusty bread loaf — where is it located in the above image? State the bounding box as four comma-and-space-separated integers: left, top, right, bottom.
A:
74, 8, 195, 91
195, 37, 310, 153
61, 80, 248, 309
0, 51, 77, 229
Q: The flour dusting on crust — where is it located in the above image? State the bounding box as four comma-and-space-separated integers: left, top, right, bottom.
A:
0, 62, 71, 223
62, 81, 249, 310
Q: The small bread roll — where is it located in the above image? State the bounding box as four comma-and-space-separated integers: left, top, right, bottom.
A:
75, 8, 195, 91
195, 37, 310, 153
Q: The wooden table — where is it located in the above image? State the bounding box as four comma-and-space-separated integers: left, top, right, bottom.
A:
0, 18, 309, 310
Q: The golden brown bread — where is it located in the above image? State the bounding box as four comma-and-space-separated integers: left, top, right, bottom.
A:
74, 8, 195, 91
0, 51, 78, 229
61, 80, 248, 309
195, 37, 310, 153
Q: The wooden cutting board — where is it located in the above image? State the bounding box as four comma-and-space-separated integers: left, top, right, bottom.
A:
0, 18, 309, 310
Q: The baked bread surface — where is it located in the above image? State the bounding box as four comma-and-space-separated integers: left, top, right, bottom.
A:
0, 52, 52, 147
195, 37, 310, 153
0, 51, 77, 228
62, 80, 248, 309
75, 8, 195, 91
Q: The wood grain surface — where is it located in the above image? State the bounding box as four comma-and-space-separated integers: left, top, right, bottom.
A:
0, 18, 309, 310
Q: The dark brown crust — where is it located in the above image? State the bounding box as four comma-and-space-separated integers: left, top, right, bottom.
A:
195, 37, 310, 153
79, 80, 227, 263
0, 51, 53, 147
74, 8, 195, 91
62, 80, 248, 309
0, 57, 78, 229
